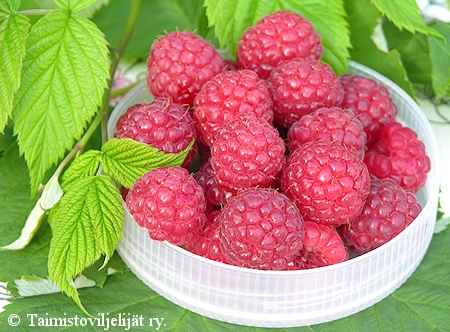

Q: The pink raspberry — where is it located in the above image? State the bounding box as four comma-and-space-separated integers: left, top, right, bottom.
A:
291, 221, 349, 269
146, 31, 224, 105
126, 166, 207, 246
281, 140, 371, 226
184, 210, 229, 264
287, 106, 366, 159
194, 160, 232, 207
364, 121, 431, 193
340, 74, 398, 147
210, 113, 286, 195
237, 10, 322, 79
115, 98, 197, 169
219, 187, 304, 270
267, 58, 344, 128
338, 177, 422, 255
193, 69, 273, 146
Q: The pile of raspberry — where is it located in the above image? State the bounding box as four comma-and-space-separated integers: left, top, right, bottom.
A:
117, 10, 431, 271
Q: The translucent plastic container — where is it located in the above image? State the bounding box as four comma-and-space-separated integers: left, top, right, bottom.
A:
107, 61, 441, 328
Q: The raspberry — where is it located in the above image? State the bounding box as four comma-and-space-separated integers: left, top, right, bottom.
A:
193, 69, 273, 146
237, 10, 322, 79
291, 221, 349, 269
115, 98, 197, 169
126, 166, 207, 246
338, 177, 422, 254
146, 31, 224, 105
219, 187, 304, 270
194, 160, 232, 207
364, 121, 431, 193
281, 140, 370, 226
267, 58, 344, 128
287, 106, 366, 159
210, 113, 286, 195
340, 74, 398, 147
184, 210, 229, 264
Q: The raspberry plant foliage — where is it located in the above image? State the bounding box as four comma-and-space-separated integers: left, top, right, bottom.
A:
0, 0, 449, 329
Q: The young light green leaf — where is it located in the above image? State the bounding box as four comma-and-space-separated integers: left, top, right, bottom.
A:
0, 1, 29, 133
48, 175, 123, 314
12, 9, 109, 195
100, 138, 194, 189
40, 173, 64, 210
370, 0, 441, 38
61, 149, 101, 190
54, 0, 96, 12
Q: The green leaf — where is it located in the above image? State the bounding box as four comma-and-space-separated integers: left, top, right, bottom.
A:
93, 0, 214, 59
345, 0, 415, 97
205, 0, 350, 74
12, 9, 109, 195
61, 150, 101, 190
427, 23, 450, 99
47, 175, 124, 314
100, 138, 194, 189
0, 1, 29, 133
54, 0, 96, 12
370, 0, 442, 38
0, 142, 37, 247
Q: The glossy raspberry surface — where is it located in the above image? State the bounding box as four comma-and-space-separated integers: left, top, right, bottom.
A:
281, 140, 370, 226
115, 98, 197, 168
146, 31, 224, 105
210, 113, 286, 195
193, 69, 273, 146
237, 10, 322, 79
364, 121, 431, 193
292, 221, 349, 269
340, 74, 398, 146
267, 58, 344, 128
126, 166, 207, 246
287, 106, 366, 159
219, 187, 304, 270
339, 177, 422, 254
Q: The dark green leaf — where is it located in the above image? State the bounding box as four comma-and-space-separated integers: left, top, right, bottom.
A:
345, 0, 415, 97
93, 0, 214, 59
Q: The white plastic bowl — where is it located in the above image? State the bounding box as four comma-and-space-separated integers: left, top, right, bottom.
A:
107, 61, 441, 328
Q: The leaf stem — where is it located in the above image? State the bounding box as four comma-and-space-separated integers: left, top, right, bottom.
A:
109, 79, 143, 100
101, 0, 142, 143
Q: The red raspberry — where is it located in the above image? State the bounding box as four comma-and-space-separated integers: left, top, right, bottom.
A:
126, 166, 207, 246
194, 160, 233, 207
281, 140, 370, 226
338, 177, 422, 255
267, 58, 344, 128
193, 69, 273, 146
219, 187, 304, 270
184, 210, 229, 264
340, 74, 398, 147
291, 221, 349, 269
146, 31, 224, 105
115, 98, 197, 168
237, 10, 322, 79
287, 106, 366, 159
364, 121, 431, 193
210, 113, 286, 195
